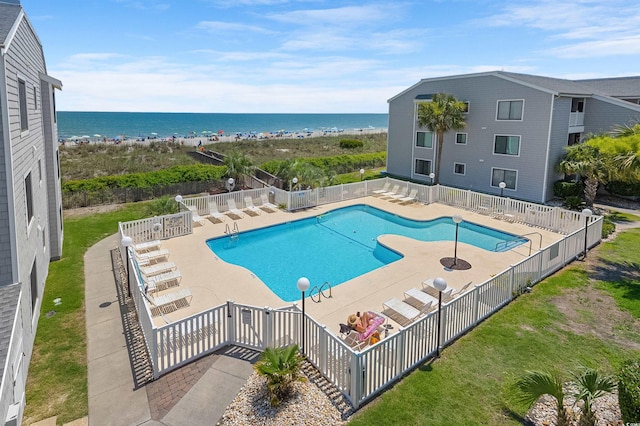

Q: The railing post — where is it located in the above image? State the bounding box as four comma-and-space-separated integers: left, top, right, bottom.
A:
509, 266, 515, 299
263, 306, 272, 348
465, 190, 471, 210
320, 325, 328, 372
472, 286, 479, 325
349, 352, 360, 408
395, 326, 405, 373
226, 300, 236, 344
152, 326, 159, 379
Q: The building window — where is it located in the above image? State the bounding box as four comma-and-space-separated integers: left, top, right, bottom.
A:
456, 133, 467, 145
454, 163, 466, 175
491, 168, 517, 189
415, 159, 432, 176
38, 159, 42, 182
19, 79, 28, 131
416, 131, 433, 148
497, 100, 523, 120
25, 172, 34, 224
461, 101, 469, 113
30, 260, 38, 314
571, 98, 585, 112
494, 135, 520, 156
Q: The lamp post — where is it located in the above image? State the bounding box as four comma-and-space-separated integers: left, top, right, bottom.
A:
121, 235, 133, 297
452, 214, 463, 266
226, 177, 235, 193
581, 208, 593, 260
429, 172, 435, 186
433, 277, 447, 357
499, 181, 506, 197
291, 177, 298, 191
296, 277, 310, 353
174, 195, 182, 214
360, 168, 365, 181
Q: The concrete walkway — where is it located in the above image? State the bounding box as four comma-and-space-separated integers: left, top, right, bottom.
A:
85, 234, 257, 426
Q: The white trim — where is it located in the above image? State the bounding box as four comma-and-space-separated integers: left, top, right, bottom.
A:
496, 99, 524, 121
25, 171, 34, 235
541, 93, 555, 202
490, 167, 518, 191
39, 72, 63, 89
592, 93, 640, 112
455, 132, 467, 145
410, 102, 417, 179
453, 162, 466, 176
493, 134, 521, 157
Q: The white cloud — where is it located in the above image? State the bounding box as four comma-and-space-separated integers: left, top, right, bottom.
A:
196, 20, 274, 34
114, 0, 170, 11
546, 35, 640, 58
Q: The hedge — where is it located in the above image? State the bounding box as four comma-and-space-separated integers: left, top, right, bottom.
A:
553, 180, 583, 198
62, 164, 227, 193
261, 152, 386, 176
619, 358, 640, 422
339, 139, 364, 149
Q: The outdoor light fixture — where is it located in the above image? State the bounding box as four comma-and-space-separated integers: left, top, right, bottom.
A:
174, 195, 182, 213
499, 181, 506, 197
120, 235, 133, 297
226, 177, 235, 192
432, 277, 447, 357
452, 214, 463, 265
360, 168, 365, 181
581, 208, 593, 260
429, 172, 435, 186
296, 277, 310, 353
291, 177, 298, 191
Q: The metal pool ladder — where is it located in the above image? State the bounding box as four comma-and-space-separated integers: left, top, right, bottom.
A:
310, 282, 332, 303
225, 222, 240, 240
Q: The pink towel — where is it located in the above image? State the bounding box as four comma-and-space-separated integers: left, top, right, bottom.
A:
359, 313, 385, 340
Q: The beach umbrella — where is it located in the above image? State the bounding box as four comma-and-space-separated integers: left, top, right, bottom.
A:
94, 134, 101, 138
150, 132, 158, 136
218, 130, 224, 135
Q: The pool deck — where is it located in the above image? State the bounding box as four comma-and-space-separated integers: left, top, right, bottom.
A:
156, 196, 564, 333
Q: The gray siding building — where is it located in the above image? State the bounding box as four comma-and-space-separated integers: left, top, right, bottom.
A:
0, 1, 63, 424
387, 71, 640, 203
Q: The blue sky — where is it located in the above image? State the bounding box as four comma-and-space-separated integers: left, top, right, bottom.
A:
21, 0, 640, 113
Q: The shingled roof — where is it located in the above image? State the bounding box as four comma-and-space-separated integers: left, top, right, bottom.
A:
0, 1, 21, 46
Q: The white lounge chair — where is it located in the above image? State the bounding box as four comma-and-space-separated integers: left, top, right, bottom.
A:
145, 288, 193, 317
139, 261, 176, 276
226, 199, 245, 218
259, 194, 278, 212
397, 189, 418, 204
388, 187, 409, 201
134, 248, 170, 265
404, 288, 437, 311
187, 205, 207, 226
243, 197, 262, 216
422, 278, 454, 302
207, 200, 225, 223
133, 240, 161, 253
343, 330, 368, 351
382, 297, 421, 326
380, 184, 400, 197
449, 281, 473, 298
372, 182, 390, 195
143, 270, 182, 293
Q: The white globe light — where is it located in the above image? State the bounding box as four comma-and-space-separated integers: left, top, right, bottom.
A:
429, 173, 435, 179
433, 277, 447, 292
452, 214, 463, 224
228, 178, 235, 185
175, 194, 183, 203
360, 168, 365, 174
121, 235, 133, 247
292, 177, 298, 184
582, 208, 593, 217
296, 277, 310, 292
499, 181, 506, 189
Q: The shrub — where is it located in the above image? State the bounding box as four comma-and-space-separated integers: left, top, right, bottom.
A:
554, 180, 583, 198
261, 152, 386, 176
606, 181, 640, 198
602, 216, 616, 239
254, 344, 305, 407
563, 196, 584, 210
618, 358, 640, 422
339, 139, 363, 149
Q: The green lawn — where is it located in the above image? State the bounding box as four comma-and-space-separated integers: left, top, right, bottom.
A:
349, 227, 640, 425
24, 203, 148, 425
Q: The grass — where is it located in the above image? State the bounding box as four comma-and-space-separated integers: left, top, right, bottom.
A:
60, 133, 387, 181
348, 231, 640, 425
24, 203, 148, 425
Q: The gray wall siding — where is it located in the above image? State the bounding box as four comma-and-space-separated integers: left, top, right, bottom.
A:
583, 98, 640, 135
544, 97, 572, 201
388, 75, 554, 202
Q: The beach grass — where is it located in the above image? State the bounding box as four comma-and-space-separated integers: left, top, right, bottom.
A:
348, 230, 640, 425
24, 203, 148, 425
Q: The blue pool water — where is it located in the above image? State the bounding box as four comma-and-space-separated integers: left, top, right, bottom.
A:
206, 205, 526, 301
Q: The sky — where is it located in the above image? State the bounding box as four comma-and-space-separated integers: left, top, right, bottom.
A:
20, 0, 640, 113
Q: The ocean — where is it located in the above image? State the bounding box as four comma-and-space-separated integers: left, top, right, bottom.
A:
56, 112, 389, 141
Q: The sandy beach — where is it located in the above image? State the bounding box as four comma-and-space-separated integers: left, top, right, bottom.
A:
60, 127, 387, 147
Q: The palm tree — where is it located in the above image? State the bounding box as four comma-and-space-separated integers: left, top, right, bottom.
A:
573, 368, 616, 426
145, 195, 176, 217
557, 143, 612, 207
416, 93, 467, 184
223, 150, 254, 186
516, 370, 569, 426
254, 344, 306, 407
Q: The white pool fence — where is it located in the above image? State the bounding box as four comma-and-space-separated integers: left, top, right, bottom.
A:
117, 178, 602, 409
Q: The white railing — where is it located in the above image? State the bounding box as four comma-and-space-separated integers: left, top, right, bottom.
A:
119, 177, 604, 406
118, 212, 192, 246
569, 112, 585, 127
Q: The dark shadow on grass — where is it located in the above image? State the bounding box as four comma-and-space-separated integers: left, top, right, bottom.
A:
502, 407, 534, 425
589, 257, 640, 284
607, 212, 636, 224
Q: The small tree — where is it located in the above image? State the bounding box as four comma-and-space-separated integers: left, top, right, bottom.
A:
144, 195, 176, 217
416, 93, 466, 184
573, 367, 616, 426
254, 344, 306, 407
516, 371, 569, 426
557, 143, 611, 207
223, 150, 254, 185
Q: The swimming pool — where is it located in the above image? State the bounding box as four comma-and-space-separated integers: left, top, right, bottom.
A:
206, 204, 526, 301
